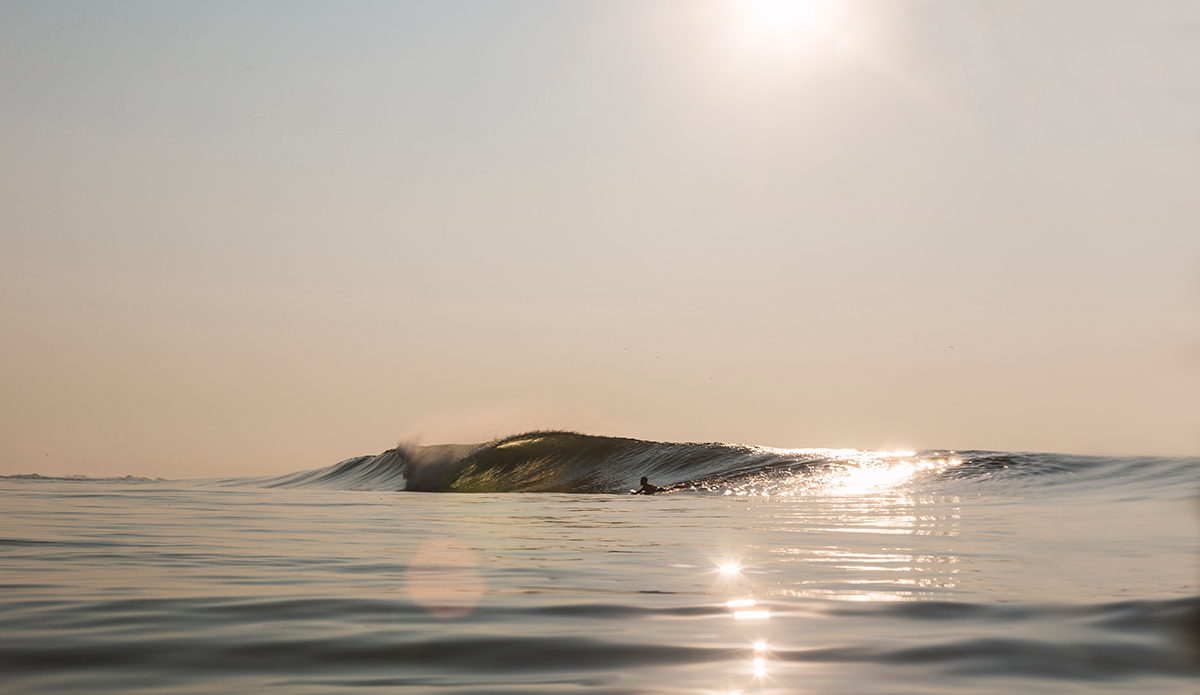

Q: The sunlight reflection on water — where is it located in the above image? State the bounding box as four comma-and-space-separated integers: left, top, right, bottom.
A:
2, 460, 1195, 695
710, 448, 961, 499
705, 450, 967, 605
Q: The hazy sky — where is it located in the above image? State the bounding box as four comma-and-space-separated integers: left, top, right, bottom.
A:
2, 0, 1198, 478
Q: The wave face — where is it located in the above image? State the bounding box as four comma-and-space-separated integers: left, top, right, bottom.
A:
259, 430, 1200, 496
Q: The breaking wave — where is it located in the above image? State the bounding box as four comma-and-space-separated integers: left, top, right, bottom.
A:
254, 430, 1200, 496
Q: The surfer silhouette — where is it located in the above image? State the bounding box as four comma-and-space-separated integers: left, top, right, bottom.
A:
634, 476, 661, 495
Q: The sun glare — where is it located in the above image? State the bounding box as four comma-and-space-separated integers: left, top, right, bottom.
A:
743, 0, 837, 40
720, 0, 848, 69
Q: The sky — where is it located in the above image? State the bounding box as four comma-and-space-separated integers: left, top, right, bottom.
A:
2, 0, 1198, 478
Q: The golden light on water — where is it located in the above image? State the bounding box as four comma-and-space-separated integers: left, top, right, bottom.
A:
713, 448, 961, 498
830, 455, 961, 495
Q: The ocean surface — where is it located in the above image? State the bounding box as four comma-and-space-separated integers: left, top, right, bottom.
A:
2, 431, 1198, 694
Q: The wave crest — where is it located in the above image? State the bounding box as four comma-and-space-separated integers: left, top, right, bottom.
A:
254, 431, 1199, 495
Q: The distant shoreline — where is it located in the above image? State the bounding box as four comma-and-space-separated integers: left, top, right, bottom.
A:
1, 473, 166, 482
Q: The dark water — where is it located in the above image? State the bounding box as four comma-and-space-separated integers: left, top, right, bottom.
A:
2, 432, 1198, 694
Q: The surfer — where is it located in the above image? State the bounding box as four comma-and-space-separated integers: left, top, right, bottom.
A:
634, 476, 661, 495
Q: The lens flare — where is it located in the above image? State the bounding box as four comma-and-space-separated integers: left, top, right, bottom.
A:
405, 539, 485, 619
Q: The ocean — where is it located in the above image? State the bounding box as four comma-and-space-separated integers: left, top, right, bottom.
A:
2, 431, 1198, 694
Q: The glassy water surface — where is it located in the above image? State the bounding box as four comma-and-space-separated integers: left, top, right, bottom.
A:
2, 441, 1198, 694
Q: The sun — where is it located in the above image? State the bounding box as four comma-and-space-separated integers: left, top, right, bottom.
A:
742, 0, 838, 41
